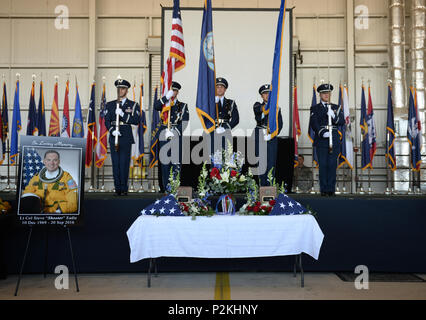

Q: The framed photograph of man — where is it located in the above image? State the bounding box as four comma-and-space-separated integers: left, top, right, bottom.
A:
16, 136, 86, 226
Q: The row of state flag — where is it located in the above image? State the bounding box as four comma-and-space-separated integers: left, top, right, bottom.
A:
293, 82, 423, 171
1, 78, 148, 169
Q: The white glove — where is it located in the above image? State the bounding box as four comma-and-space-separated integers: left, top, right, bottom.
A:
116, 108, 124, 117
215, 96, 220, 103
165, 129, 175, 139
327, 107, 335, 119
323, 132, 330, 138
166, 90, 174, 100
112, 130, 122, 137
215, 126, 226, 134
264, 134, 272, 142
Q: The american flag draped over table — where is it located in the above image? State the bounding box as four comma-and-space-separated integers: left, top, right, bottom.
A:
161, 0, 186, 124
270, 193, 307, 216
22, 148, 44, 188
140, 194, 183, 216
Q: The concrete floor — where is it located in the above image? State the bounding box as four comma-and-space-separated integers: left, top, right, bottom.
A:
1, 272, 426, 300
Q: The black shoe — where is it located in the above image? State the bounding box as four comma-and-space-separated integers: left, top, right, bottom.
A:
328, 192, 335, 197
114, 191, 121, 196
321, 192, 327, 197
122, 192, 128, 196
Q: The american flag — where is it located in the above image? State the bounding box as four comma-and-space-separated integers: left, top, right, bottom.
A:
140, 194, 183, 216
22, 148, 44, 188
270, 193, 307, 216
160, 0, 185, 123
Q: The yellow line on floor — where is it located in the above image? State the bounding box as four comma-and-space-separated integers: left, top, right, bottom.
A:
214, 272, 231, 300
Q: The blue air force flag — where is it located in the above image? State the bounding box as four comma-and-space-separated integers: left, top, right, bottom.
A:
140, 194, 184, 216
265, 0, 287, 138
195, 0, 217, 134
22, 148, 44, 188
270, 193, 307, 216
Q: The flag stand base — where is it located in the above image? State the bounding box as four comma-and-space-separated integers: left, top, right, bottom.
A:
87, 185, 95, 193
99, 185, 106, 193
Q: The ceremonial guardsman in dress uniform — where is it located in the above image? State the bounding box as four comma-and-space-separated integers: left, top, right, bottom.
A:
309, 83, 344, 196
23, 150, 78, 213
154, 81, 189, 191
105, 78, 141, 196
210, 77, 239, 154
253, 84, 283, 186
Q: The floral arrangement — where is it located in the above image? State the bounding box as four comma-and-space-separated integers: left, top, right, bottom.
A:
205, 142, 256, 195
239, 199, 276, 215
179, 197, 215, 220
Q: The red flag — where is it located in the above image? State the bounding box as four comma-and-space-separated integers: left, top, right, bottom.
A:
292, 86, 301, 167
48, 81, 60, 137
85, 82, 97, 168
96, 83, 108, 168
60, 80, 70, 137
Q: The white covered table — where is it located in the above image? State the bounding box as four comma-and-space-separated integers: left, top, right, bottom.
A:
127, 214, 324, 287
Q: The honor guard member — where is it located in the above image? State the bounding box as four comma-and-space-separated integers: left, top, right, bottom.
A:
105, 78, 141, 196
309, 83, 345, 196
210, 77, 239, 154
154, 81, 189, 191
253, 84, 283, 186
22, 150, 78, 213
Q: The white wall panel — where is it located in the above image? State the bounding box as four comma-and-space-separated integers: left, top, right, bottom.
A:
12, 19, 48, 64
97, 18, 148, 48
0, 20, 11, 64
10, 0, 88, 15
296, 18, 345, 49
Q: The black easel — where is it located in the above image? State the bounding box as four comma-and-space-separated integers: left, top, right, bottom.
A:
14, 226, 80, 296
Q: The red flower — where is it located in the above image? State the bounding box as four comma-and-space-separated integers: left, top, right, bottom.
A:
260, 205, 268, 211
210, 167, 222, 180
253, 206, 260, 213
269, 199, 276, 206
267, 207, 272, 213
255, 201, 261, 207
247, 206, 253, 211
230, 170, 237, 177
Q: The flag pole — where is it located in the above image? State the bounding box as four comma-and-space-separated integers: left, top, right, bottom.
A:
138, 75, 145, 193
91, 76, 98, 191
99, 76, 106, 193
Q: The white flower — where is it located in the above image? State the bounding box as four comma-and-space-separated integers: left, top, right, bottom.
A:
239, 175, 246, 182
221, 171, 230, 182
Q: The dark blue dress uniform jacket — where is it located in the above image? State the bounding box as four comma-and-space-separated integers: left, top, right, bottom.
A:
104, 99, 141, 143
154, 96, 189, 134
217, 97, 239, 129
309, 102, 345, 148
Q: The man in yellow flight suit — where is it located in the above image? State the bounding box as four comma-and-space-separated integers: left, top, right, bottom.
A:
23, 150, 78, 214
